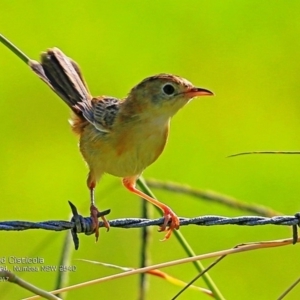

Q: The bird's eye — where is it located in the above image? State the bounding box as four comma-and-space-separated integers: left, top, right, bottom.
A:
162, 84, 175, 95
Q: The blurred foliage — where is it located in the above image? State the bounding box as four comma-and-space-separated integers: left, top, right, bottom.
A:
1, 1, 300, 299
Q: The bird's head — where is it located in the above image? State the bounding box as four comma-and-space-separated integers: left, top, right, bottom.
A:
126, 74, 213, 118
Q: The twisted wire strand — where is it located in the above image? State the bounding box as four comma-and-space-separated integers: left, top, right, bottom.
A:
1, 202, 299, 249
1, 215, 299, 230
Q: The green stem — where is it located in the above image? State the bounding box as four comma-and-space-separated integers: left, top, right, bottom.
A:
137, 177, 225, 300
0, 34, 31, 64
145, 178, 280, 217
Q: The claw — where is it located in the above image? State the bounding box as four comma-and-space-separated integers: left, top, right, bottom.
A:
90, 204, 110, 241
101, 216, 110, 232
158, 209, 180, 241
90, 204, 100, 241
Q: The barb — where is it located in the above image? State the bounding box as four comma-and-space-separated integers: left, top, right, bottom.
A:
228, 151, 300, 158
0, 202, 299, 249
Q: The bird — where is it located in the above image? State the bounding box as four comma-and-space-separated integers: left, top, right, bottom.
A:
29, 48, 214, 241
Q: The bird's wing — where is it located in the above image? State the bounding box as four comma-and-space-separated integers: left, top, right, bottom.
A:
75, 97, 120, 133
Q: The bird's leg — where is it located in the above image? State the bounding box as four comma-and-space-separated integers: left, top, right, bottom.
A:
123, 177, 180, 240
89, 183, 99, 240
88, 179, 110, 242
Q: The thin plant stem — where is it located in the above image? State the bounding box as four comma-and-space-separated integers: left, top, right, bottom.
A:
137, 176, 225, 300
0, 34, 30, 64
146, 178, 280, 217
228, 151, 300, 158
138, 199, 151, 300
25, 237, 295, 300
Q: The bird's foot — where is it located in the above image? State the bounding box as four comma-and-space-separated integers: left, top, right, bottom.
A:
158, 208, 180, 241
90, 204, 110, 242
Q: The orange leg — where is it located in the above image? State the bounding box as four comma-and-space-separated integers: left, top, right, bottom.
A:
89, 181, 110, 242
123, 177, 180, 240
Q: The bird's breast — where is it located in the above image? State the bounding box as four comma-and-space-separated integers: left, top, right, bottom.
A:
80, 118, 170, 179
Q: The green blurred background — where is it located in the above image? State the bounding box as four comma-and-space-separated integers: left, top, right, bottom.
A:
1, 1, 300, 299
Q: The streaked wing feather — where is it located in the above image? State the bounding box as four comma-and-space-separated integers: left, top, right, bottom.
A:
75, 97, 120, 133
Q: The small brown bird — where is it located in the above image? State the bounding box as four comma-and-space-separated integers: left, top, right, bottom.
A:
29, 48, 213, 241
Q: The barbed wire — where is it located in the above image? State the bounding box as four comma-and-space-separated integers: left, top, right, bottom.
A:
1, 201, 299, 249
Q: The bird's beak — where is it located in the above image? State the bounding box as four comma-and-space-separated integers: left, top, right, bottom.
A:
185, 87, 214, 98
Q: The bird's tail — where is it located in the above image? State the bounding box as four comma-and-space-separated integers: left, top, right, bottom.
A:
29, 48, 91, 113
